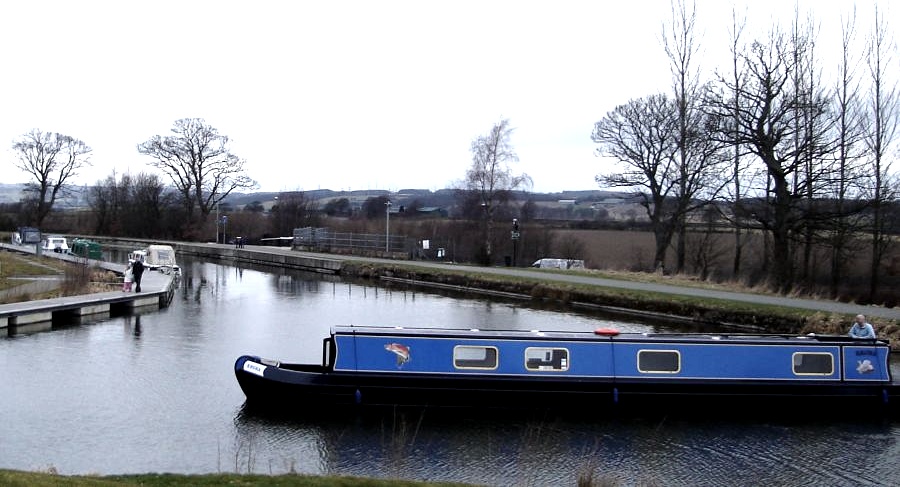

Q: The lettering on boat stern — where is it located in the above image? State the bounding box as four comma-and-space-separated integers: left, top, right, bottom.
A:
243, 361, 267, 377
385, 343, 411, 368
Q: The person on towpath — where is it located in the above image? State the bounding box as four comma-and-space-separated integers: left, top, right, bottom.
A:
132, 257, 146, 293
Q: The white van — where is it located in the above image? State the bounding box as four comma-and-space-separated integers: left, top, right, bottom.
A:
532, 258, 585, 270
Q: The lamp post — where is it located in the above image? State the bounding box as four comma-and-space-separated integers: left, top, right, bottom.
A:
272, 196, 279, 238
215, 203, 219, 244
511, 218, 520, 267
385, 200, 392, 253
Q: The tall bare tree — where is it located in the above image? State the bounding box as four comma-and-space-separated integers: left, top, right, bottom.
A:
137, 118, 257, 221
790, 10, 825, 287
708, 30, 830, 293
593, 94, 679, 270
828, 8, 867, 297
464, 119, 531, 264
726, 8, 749, 278
863, 6, 899, 300
11, 129, 91, 228
663, 0, 705, 273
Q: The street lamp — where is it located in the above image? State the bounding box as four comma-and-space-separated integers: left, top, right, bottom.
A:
511, 218, 520, 267
385, 200, 392, 253
215, 203, 219, 244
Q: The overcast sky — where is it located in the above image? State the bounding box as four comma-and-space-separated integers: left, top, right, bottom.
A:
0, 1, 892, 194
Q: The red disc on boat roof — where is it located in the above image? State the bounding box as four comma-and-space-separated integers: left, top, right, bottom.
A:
594, 327, 620, 336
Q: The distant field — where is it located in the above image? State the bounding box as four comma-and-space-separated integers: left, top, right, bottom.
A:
552, 228, 900, 302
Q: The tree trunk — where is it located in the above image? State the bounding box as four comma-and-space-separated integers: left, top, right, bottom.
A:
771, 178, 793, 293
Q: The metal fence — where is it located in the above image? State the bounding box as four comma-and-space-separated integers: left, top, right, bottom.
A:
292, 227, 409, 256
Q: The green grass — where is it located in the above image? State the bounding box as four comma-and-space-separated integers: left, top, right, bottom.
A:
0, 470, 472, 487
0, 251, 66, 292
0, 251, 65, 276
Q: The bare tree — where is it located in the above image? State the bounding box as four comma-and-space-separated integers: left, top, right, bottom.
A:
784, 29, 835, 292
87, 172, 123, 235
863, 6, 899, 300
137, 118, 257, 221
707, 30, 831, 293
126, 173, 171, 238
464, 119, 531, 264
361, 195, 391, 220
725, 8, 749, 278
688, 206, 728, 280
593, 94, 679, 270
663, 0, 709, 273
828, 8, 867, 297
270, 191, 319, 238
323, 198, 351, 217
11, 129, 91, 227
554, 236, 586, 264
88, 171, 175, 238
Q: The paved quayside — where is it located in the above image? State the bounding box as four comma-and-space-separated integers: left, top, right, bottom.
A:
0, 243, 176, 330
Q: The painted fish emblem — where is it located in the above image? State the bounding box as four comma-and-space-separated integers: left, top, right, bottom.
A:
857, 359, 874, 374
385, 343, 411, 367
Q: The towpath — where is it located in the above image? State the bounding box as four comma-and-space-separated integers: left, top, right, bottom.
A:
196, 244, 900, 322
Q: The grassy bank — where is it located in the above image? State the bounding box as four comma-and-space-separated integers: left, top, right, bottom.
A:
0, 470, 470, 487
0, 251, 65, 290
0, 250, 119, 303
340, 261, 900, 349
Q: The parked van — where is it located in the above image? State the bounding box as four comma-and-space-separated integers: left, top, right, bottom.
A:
532, 258, 585, 270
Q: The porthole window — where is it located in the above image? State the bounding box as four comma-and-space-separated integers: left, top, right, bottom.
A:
637, 350, 681, 373
453, 346, 498, 370
792, 352, 833, 375
525, 347, 569, 371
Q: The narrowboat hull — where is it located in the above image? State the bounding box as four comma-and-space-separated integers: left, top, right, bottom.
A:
234, 355, 900, 415
236, 326, 900, 416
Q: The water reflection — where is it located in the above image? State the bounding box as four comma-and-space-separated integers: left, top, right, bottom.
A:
232, 405, 900, 486
125, 314, 142, 338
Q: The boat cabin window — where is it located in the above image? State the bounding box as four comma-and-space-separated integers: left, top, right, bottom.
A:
453, 346, 498, 370
637, 350, 680, 373
792, 352, 833, 375
525, 347, 569, 371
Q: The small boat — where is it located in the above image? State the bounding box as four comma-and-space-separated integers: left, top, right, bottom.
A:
235, 326, 899, 415
129, 244, 180, 275
40, 236, 69, 253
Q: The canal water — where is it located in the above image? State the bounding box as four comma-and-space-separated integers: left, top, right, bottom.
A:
2, 256, 900, 486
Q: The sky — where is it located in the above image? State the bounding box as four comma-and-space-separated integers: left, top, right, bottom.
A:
0, 1, 893, 194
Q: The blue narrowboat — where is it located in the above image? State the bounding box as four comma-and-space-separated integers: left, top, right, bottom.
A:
234, 326, 899, 414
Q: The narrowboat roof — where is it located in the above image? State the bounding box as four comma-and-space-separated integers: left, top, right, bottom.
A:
331, 325, 888, 347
